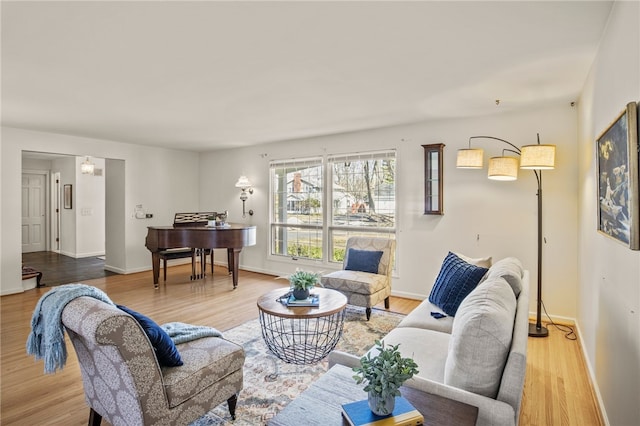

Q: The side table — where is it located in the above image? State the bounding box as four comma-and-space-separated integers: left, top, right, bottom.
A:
268, 364, 479, 426
257, 287, 347, 364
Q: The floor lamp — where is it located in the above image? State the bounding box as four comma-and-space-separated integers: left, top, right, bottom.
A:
457, 134, 556, 338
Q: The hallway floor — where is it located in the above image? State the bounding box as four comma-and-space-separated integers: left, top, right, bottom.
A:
22, 251, 117, 287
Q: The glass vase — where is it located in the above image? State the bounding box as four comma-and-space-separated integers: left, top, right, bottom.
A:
368, 391, 395, 416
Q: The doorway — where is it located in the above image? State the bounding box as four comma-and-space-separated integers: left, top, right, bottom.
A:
21, 152, 109, 280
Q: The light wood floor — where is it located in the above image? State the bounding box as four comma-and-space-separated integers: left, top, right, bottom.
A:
1, 264, 603, 425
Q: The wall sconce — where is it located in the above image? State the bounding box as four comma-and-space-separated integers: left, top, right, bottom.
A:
235, 175, 254, 217
80, 156, 95, 175
456, 134, 556, 338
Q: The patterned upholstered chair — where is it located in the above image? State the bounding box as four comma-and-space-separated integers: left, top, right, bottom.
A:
321, 237, 396, 320
61, 297, 245, 426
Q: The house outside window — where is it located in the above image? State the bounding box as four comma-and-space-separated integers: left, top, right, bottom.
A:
269, 150, 396, 263
270, 157, 324, 260
328, 151, 396, 262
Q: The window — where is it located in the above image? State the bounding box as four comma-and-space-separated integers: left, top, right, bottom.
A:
269, 151, 396, 263
270, 157, 324, 260
328, 151, 396, 262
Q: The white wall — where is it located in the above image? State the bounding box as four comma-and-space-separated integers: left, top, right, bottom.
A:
1, 127, 201, 295
199, 103, 579, 320
53, 156, 77, 255
105, 158, 126, 274
577, 1, 640, 424
75, 156, 106, 258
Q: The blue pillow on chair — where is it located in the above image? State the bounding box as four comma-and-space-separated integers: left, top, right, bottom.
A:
117, 305, 183, 367
428, 252, 488, 316
345, 248, 384, 274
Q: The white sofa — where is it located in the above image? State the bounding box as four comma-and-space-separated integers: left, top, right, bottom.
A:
329, 257, 529, 426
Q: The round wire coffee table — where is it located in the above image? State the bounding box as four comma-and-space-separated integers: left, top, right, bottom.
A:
257, 287, 347, 365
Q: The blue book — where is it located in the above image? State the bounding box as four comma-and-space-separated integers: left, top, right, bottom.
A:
341, 396, 424, 426
285, 293, 320, 307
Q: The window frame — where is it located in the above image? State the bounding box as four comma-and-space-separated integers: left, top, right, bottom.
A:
326, 150, 397, 264
268, 150, 397, 267
269, 157, 324, 263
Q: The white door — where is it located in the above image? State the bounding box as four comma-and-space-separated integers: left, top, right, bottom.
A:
22, 173, 47, 252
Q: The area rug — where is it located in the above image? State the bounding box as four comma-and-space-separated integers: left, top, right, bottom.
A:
190, 306, 405, 426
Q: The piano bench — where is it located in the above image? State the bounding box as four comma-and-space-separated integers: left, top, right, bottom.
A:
158, 248, 194, 281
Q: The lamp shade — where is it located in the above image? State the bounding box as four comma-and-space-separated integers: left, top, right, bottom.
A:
456, 149, 484, 169
235, 175, 252, 189
488, 156, 519, 181
520, 144, 556, 169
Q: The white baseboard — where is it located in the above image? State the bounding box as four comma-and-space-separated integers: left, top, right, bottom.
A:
0, 288, 25, 296
390, 290, 425, 301
528, 311, 576, 325
104, 265, 128, 274
76, 251, 106, 259
575, 321, 610, 426
58, 250, 105, 259
105, 257, 197, 275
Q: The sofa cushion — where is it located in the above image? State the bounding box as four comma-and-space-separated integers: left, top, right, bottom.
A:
380, 327, 450, 383
486, 257, 524, 297
444, 277, 517, 399
117, 305, 183, 367
345, 248, 384, 274
428, 252, 489, 316
397, 299, 454, 334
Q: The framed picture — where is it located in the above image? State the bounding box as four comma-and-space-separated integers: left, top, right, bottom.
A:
63, 184, 72, 209
596, 101, 639, 250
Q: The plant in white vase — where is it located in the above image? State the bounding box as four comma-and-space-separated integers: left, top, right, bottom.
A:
352, 340, 419, 416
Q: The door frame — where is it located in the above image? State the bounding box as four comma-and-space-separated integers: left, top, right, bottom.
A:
51, 172, 61, 253
22, 169, 51, 252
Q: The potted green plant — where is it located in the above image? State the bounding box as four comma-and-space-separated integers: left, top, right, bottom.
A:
280, 269, 322, 300
352, 340, 419, 416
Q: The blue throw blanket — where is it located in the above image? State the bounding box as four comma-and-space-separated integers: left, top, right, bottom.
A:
26, 284, 114, 374
161, 322, 222, 345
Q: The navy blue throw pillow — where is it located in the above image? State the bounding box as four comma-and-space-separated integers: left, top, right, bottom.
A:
345, 248, 384, 274
117, 305, 183, 367
428, 252, 488, 316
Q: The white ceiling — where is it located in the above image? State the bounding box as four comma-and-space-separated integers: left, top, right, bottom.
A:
2, 1, 613, 152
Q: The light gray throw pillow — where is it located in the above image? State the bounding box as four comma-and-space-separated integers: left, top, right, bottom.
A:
444, 277, 517, 399
454, 252, 493, 268
486, 257, 524, 297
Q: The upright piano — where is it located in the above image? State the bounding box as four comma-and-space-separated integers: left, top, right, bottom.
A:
145, 224, 256, 289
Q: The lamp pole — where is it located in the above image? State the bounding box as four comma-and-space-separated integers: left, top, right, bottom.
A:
530, 171, 549, 337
